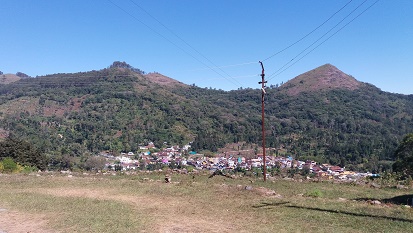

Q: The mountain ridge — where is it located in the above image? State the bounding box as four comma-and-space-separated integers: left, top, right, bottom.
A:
1, 62, 412, 172
280, 64, 364, 96
0, 74, 21, 84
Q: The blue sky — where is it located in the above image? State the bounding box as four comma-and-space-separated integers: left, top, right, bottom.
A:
1, 0, 412, 94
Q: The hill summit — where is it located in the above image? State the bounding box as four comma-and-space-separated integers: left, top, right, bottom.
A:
0, 74, 21, 84
281, 64, 363, 95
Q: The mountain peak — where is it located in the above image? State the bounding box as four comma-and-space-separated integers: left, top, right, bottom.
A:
0, 74, 21, 84
108, 61, 145, 74
280, 64, 363, 95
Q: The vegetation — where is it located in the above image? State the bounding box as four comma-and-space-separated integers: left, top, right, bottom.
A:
0, 157, 19, 173
15, 72, 30, 78
0, 173, 413, 232
393, 133, 413, 177
0, 62, 412, 172
0, 137, 47, 170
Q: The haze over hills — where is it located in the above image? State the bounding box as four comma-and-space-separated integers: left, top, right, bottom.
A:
0, 62, 412, 172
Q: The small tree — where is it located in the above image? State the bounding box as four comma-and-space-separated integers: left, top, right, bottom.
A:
1, 157, 18, 173
84, 156, 106, 171
15, 72, 30, 78
0, 137, 47, 170
393, 133, 413, 178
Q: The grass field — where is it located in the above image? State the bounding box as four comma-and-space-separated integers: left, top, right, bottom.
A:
1, 172, 413, 233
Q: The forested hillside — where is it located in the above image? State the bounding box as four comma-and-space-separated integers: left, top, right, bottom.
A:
0, 62, 412, 172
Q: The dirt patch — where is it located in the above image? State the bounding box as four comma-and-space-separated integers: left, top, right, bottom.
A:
0, 209, 56, 233
42, 105, 66, 117
68, 95, 88, 112
0, 128, 9, 139
29, 187, 238, 232
144, 73, 186, 87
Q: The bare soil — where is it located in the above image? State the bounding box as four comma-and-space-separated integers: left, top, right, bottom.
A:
1, 186, 241, 233
0, 209, 56, 233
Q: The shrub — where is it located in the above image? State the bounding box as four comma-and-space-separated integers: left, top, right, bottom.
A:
22, 165, 39, 174
186, 165, 194, 173
1, 157, 18, 173
305, 189, 324, 198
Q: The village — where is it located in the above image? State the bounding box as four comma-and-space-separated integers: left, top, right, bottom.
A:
99, 142, 377, 181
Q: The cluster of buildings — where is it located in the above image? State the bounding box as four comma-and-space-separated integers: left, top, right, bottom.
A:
99, 143, 375, 181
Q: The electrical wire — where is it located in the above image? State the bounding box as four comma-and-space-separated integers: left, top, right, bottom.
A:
129, 0, 246, 86
107, 0, 243, 88
186, 0, 354, 79
263, 0, 354, 62
186, 61, 257, 72
266, 0, 379, 82
201, 74, 259, 81
267, 0, 368, 80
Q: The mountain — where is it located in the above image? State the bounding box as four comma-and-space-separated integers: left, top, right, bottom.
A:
0, 74, 21, 84
280, 64, 363, 95
0, 62, 412, 172
144, 72, 186, 87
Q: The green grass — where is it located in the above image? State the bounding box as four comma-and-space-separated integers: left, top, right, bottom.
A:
0, 173, 413, 232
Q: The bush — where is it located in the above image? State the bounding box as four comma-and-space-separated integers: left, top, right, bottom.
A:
0, 137, 47, 170
22, 165, 39, 174
84, 156, 106, 171
305, 189, 324, 198
1, 157, 18, 173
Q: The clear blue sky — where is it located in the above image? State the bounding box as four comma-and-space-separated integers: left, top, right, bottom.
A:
1, 0, 412, 94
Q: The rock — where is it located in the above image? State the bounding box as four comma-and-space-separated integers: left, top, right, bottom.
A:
338, 197, 347, 202
245, 186, 253, 191
396, 184, 408, 189
368, 200, 381, 205
165, 174, 171, 183
257, 187, 275, 195
370, 182, 381, 189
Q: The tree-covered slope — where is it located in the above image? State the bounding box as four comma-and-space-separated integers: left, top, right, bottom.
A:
0, 62, 412, 172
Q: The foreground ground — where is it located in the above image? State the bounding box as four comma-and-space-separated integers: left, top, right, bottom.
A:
0, 172, 413, 233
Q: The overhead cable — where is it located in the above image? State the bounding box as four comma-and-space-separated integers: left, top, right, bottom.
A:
263, 0, 354, 62
129, 0, 247, 80
108, 0, 243, 88
267, 0, 379, 82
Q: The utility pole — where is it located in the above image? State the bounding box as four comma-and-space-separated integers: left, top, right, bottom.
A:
259, 61, 267, 181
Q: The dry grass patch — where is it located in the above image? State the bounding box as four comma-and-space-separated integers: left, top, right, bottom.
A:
1, 173, 413, 233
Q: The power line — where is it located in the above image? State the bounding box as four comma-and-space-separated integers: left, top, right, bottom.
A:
199, 74, 258, 81
268, 0, 368, 80
263, 0, 354, 62
193, 0, 355, 85
267, 0, 379, 82
129, 0, 250, 87
129, 1, 241, 76
107, 0, 243, 88
186, 61, 257, 72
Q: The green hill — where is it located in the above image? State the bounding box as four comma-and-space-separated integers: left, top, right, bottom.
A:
1, 62, 412, 172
